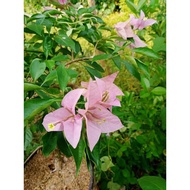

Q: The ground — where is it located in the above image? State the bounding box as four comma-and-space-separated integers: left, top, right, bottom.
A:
24, 147, 97, 190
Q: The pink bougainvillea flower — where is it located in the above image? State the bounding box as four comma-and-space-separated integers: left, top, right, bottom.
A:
128, 34, 147, 48
130, 10, 157, 30
81, 72, 124, 109
42, 89, 84, 148
114, 20, 134, 40
78, 105, 123, 151
58, 0, 67, 4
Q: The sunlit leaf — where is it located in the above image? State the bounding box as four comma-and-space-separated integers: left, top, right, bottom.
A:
56, 64, 70, 92
92, 54, 111, 61
24, 83, 41, 92
26, 23, 44, 36
30, 59, 46, 82
43, 35, 53, 59
24, 98, 56, 120
151, 87, 166, 95
137, 0, 147, 11
123, 60, 141, 81
132, 47, 161, 59
138, 176, 166, 190
54, 35, 76, 52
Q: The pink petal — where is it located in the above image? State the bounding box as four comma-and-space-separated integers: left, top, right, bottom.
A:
78, 108, 101, 151
64, 115, 83, 148
131, 34, 147, 48
95, 76, 124, 107
85, 80, 102, 108
86, 116, 102, 151
130, 18, 140, 30
140, 10, 145, 20
101, 71, 118, 84
81, 106, 123, 151
86, 106, 123, 134
58, 0, 67, 4
139, 19, 157, 30
42, 107, 71, 131
61, 88, 84, 114
78, 106, 123, 151
81, 81, 89, 88
114, 21, 134, 40
101, 98, 121, 108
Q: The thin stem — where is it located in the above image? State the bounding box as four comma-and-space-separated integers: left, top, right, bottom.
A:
65, 56, 93, 67
88, 160, 95, 190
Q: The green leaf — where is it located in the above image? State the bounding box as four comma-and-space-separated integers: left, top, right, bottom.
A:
30, 59, 46, 82
107, 181, 121, 190
125, 55, 138, 68
132, 47, 161, 59
68, 137, 86, 175
42, 70, 57, 85
27, 13, 46, 23
126, 0, 138, 13
100, 156, 114, 172
54, 35, 76, 52
43, 10, 63, 16
161, 108, 166, 130
123, 60, 141, 81
52, 54, 69, 62
152, 37, 166, 52
84, 66, 102, 79
138, 176, 166, 190
67, 68, 78, 78
137, 0, 147, 11
122, 169, 130, 178
43, 35, 53, 59
70, 0, 78, 4
86, 140, 101, 169
26, 23, 44, 36
92, 54, 111, 62
141, 76, 150, 90
78, 8, 89, 15
57, 132, 72, 157
151, 87, 166, 95
112, 55, 122, 69
140, 90, 150, 98
56, 64, 70, 92
136, 135, 146, 144
42, 132, 58, 157
45, 60, 55, 70
24, 127, 33, 151
24, 98, 56, 120
86, 61, 104, 72
36, 88, 61, 99
136, 59, 150, 78
24, 83, 41, 91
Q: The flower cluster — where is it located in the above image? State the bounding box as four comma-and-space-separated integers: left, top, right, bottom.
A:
114, 10, 156, 48
42, 72, 124, 151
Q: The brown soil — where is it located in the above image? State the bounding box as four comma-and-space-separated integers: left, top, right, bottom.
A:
24, 148, 93, 190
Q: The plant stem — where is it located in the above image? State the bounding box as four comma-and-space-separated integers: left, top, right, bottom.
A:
65, 56, 93, 67
88, 160, 95, 190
